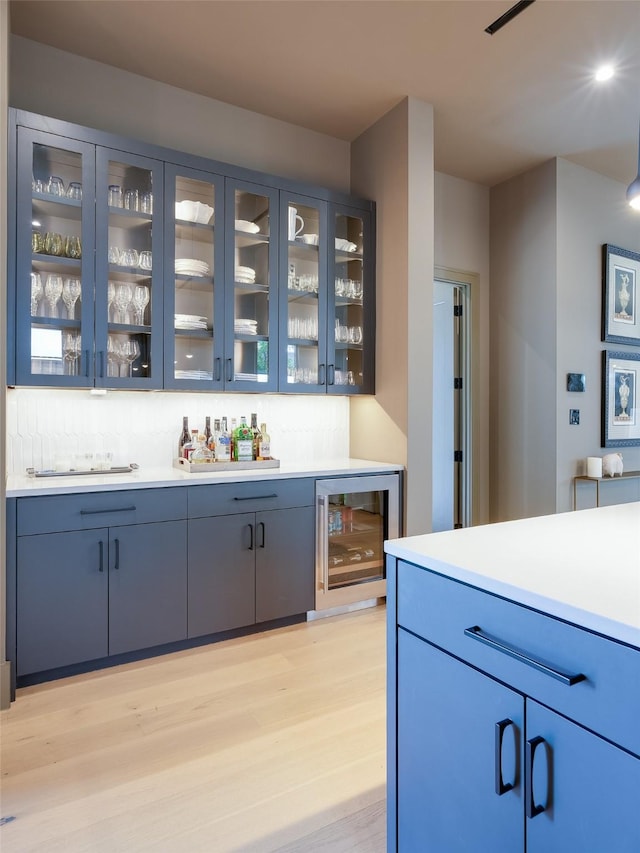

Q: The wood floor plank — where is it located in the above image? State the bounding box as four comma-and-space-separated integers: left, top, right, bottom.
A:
0, 605, 387, 852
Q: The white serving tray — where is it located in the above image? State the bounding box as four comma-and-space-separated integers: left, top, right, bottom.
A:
173, 458, 280, 473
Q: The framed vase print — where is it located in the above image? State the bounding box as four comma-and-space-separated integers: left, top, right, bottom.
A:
602, 350, 640, 447
602, 244, 640, 346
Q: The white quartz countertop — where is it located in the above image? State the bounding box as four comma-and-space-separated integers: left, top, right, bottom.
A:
6, 458, 403, 497
385, 503, 640, 649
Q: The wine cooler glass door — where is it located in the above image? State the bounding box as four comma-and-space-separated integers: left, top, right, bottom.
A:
315, 474, 400, 611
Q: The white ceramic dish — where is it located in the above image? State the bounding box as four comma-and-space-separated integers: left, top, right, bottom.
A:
235, 219, 260, 234
335, 238, 358, 252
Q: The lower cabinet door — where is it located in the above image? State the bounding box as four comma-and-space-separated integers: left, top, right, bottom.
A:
17, 528, 108, 675
397, 628, 524, 853
526, 700, 640, 853
187, 513, 256, 637
255, 505, 314, 622
108, 521, 188, 656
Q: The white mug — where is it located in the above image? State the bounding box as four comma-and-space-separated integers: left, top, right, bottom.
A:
288, 206, 304, 241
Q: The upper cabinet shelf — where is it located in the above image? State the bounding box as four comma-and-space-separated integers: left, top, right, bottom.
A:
8, 109, 375, 395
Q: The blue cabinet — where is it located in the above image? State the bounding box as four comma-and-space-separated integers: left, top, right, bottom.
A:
388, 559, 640, 852
9, 108, 375, 394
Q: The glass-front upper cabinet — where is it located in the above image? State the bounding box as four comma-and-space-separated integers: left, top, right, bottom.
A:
224, 180, 279, 391
279, 194, 328, 393
163, 165, 224, 389
95, 148, 163, 388
14, 129, 96, 386
327, 204, 374, 394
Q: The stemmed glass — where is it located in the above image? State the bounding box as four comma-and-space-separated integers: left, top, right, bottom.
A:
114, 283, 132, 324
122, 338, 140, 377
132, 284, 150, 325
62, 278, 82, 320
44, 274, 63, 318
62, 332, 80, 375
107, 281, 116, 322
107, 334, 118, 376
30, 272, 43, 316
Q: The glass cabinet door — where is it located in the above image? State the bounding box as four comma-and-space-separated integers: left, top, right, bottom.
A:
15, 129, 96, 386
327, 205, 373, 394
279, 194, 328, 393
95, 148, 163, 388
224, 180, 278, 391
164, 165, 223, 389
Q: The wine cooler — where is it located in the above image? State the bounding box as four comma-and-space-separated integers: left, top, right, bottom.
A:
314, 474, 401, 612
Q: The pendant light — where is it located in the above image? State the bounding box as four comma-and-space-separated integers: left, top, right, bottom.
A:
627, 118, 640, 210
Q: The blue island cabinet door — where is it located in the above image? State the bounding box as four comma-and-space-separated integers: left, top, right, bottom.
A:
108, 520, 187, 656
526, 700, 640, 853
397, 628, 524, 853
16, 529, 109, 676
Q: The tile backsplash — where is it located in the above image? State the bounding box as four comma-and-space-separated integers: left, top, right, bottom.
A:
6, 388, 350, 474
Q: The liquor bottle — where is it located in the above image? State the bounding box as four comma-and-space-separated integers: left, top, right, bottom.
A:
234, 416, 253, 462
185, 428, 199, 460
229, 417, 237, 460
212, 418, 221, 458
257, 422, 271, 461
178, 416, 190, 459
217, 417, 231, 462
250, 413, 259, 460
191, 434, 213, 464
204, 416, 213, 450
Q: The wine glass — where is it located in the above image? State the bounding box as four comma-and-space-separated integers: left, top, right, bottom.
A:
44, 274, 63, 318
107, 334, 117, 376
122, 338, 140, 377
132, 284, 150, 325
62, 278, 82, 320
62, 332, 80, 375
107, 281, 116, 322
30, 272, 43, 316
114, 283, 132, 324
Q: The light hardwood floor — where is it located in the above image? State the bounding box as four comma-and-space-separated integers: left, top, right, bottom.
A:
1, 605, 387, 852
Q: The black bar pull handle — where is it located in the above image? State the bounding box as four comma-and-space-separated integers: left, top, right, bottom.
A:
318, 363, 326, 386
215, 357, 222, 381
495, 719, 516, 795
114, 537, 120, 570
98, 540, 104, 573
84, 349, 91, 378
327, 363, 335, 386
526, 736, 547, 819
258, 521, 265, 549
81, 506, 136, 515
226, 358, 233, 382
248, 523, 254, 551
98, 349, 105, 378
233, 494, 277, 502
464, 626, 586, 686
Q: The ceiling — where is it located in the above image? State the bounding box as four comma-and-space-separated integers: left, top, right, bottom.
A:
9, 0, 640, 188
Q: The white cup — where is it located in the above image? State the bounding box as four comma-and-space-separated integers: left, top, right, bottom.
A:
288, 207, 304, 241
586, 457, 602, 478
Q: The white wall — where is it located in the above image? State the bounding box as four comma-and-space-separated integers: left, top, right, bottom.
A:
5, 389, 349, 475
434, 172, 490, 524
10, 36, 351, 192
557, 159, 640, 509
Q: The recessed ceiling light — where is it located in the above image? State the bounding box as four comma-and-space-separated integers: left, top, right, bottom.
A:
595, 64, 615, 82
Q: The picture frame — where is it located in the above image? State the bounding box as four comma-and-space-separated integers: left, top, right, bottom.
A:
602, 243, 640, 346
602, 350, 640, 447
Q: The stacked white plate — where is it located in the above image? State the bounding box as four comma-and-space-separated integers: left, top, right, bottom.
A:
175, 369, 213, 380
235, 265, 256, 283
175, 258, 211, 277
235, 219, 260, 234
175, 313, 208, 330
335, 238, 358, 252
234, 318, 258, 335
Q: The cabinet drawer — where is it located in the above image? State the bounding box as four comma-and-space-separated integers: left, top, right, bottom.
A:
16, 487, 188, 535
396, 560, 640, 756
187, 477, 314, 518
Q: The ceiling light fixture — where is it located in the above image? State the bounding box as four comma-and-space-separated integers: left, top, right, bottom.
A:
627, 119, 640, 210
485, 0, 536, 35
595, 64, 615, 82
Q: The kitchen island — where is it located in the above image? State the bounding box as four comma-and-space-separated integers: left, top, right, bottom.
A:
384, 503, 640, 853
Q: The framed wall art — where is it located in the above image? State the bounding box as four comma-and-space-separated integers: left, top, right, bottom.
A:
602, 350, 640, 447
602, 243, 640, 346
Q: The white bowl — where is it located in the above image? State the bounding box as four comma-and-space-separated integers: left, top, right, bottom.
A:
301, 233, 319, 245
